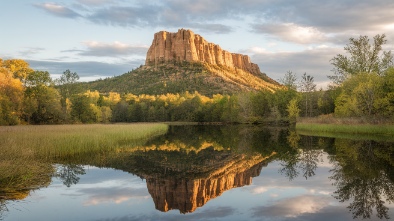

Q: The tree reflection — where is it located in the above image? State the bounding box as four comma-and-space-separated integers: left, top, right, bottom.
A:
279, 131, 394, 219
279, 152, 299, 181
279, 131, 323, 180
55, 165, 86, 187
330, 140, 394, 219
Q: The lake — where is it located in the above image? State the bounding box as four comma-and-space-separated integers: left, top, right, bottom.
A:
1, 125, 393, 221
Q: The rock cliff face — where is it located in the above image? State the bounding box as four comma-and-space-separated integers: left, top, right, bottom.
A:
142, 150, 275, 213
145, 162, 265, 213
145, 29, 262, 75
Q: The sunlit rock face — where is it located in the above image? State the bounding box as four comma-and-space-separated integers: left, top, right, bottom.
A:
145, 29, 262, 76
144, 155, 269, 213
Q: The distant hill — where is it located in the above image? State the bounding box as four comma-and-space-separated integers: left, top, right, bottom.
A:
80, 62, 281, 96
79, 29, 282, 96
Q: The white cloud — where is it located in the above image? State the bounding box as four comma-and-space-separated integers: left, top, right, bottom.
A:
34, 3, 81, 18
383, 23, 394, 30
268, 42, 278, 47
19, 47, 46, 57
76, 41, 149, 57
252, 23, 327, 44
317, 45, 329, 49
249, 47, 268, 54
251, 46, 342, 89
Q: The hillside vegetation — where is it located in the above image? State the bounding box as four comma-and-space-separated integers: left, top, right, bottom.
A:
79, 62, 281, 96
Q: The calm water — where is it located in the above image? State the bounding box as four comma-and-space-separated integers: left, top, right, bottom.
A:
1, 125, 394, 221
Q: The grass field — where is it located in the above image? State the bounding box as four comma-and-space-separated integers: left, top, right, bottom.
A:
0, 123, 168, 193
296, 122, 394, 137
0, 123, 168, 157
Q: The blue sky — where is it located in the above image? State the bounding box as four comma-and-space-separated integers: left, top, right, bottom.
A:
2, 0, 394, 88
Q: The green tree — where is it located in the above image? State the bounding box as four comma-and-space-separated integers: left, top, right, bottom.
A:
279, 71, 298, 90
272, 88, 298, 120
287, 97, 300, 124
56, 70, 80, 120
208, 95, 226, 122
24, 70, 52, 88
316, 88, 339, 115
237, 93, 254, 122
299, 73, 316, 117
334, 73, 384, 117
99, 106, 112, 123
221, 95, 239, 122
251, 91, 271, 121
70, 95, 97, 123
329, 34, 393, 85
128, 103, 143, 122
375, 67, 394, 117
112, 100, 129, 122
24, 71, 63, 124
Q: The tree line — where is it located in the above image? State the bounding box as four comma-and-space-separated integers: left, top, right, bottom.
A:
0, 58, 299, 125
0, 59, 331, 125
1, 34, 393, 125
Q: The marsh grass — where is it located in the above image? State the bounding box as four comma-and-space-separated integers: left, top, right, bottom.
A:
0, 123, 168, 194
296, 128, 394, 141
0, 123, 168, 158
296, 123, 394, 139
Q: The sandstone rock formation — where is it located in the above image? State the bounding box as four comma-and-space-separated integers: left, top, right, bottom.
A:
145, 29, 262, 76
104, 126, 278, 214
145, 161, 266, 213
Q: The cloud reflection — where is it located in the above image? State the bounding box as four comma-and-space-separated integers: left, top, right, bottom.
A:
77, 187, 149, 206
251, 195, 331, 218
94, 206, 236, 221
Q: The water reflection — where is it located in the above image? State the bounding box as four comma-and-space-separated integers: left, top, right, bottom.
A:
279, 131, 325, 180
329, 140, 394, 219
0, 125, 394, 220
55, 164, 86, 187
98, 125, 277, 213
145, 160, 266, 213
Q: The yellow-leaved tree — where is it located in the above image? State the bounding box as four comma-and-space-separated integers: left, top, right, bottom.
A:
0, 59, 28, 125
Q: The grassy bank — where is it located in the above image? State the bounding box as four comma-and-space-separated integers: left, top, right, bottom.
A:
0, 123, 168, 195
0, 123, 168, 158
296, 122, 394, 136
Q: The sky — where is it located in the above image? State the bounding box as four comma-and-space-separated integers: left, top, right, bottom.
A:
2, 0, 394, 88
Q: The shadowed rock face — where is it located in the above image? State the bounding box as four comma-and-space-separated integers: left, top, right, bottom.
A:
145, 29, 261, 75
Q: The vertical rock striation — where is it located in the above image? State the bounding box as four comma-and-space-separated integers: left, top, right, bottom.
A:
144, 154, 272, 214
145, 29, 262, 75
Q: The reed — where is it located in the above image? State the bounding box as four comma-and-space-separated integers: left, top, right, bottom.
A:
0, 123, 168, 192
0, 123, 168, 159
296, 123, 394, 136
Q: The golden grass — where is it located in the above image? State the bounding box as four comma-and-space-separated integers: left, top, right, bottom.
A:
0, 123, 168, 158
296, 122, 394, 138
0, 123, 168, 194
